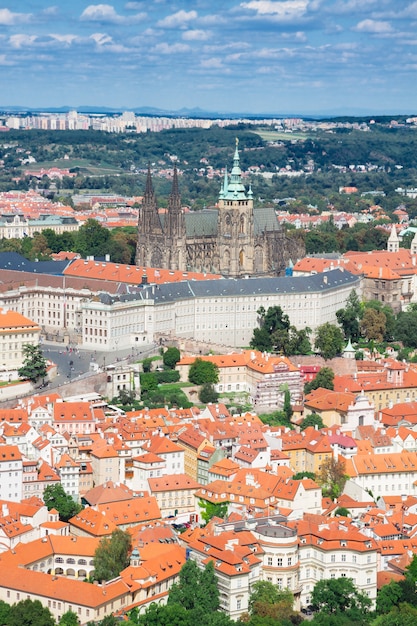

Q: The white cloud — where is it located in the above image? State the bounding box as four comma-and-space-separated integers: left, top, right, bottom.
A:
200, 57, 224, 68
182, 30, 211, 41
354, 19, 393, 33
9, 34, 37, 49
157, 10, 197, 28
0, 8, 31, 25
281, 30, 307, 41
240, 1, 309, 18
81, 4, 145, 23
90, 32, 114, 45
50, 34, 79, 45
402, 2, 417, 18
152, 42, 190, 54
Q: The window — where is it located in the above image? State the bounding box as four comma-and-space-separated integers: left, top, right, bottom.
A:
267, 556, 273, 566
277, 558, 283, 567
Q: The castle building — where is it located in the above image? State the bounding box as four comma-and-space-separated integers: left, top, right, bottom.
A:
135, 140, 303, 277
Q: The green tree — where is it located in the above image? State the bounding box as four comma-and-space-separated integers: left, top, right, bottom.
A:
75, 218, 110, 258
315, 323, 345, 359
248, 581, 297, 622
93, 528, 132, 582
250, 306, 291, 352
188, 358, 219, 385
168, 559, 220, 615
336, 290, 361, 342
292, 471, 316, 480
59, 610, 79, 626
43, 483, 82, 522
304, 367, 335, 395
301, 412, 325, 430
372, 603, 417, 626
199, 499, 228, 525
0, 600, 11, 625
199, 383, 219, 404
394, 306, 417, 348
163, 346, 181, 369
283, 388, 293, 421
376, 581, 403, 615
142, 358, 153, 373
7, 599, 55, 626
18, 343, 48, 383
334, 506, 351, 517
287, 326, 312, 355
311, 577, 371, 618
318, 457, 348, 500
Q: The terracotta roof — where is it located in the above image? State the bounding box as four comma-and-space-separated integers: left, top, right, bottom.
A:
64, 258, 221, 285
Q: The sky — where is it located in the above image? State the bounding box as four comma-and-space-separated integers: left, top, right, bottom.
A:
0, 1, 416, 116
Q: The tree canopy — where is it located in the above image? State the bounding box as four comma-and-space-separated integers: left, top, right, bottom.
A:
198, 500, 228, 525
301, 412, 325, 430
304, 367, 335, 395
93, 528, 132, 582
314, 323, 345, 360
249, 306, 311, 356
18, 343, 48, 383
311, 577, 371, 622
336, 290, 361, 342
7, 599, 55, 626
318, 457, 348, 500
168, 559, 220, 616
162, 346, 181, 369
43, 483, 82, 522
188, 358, 219, 385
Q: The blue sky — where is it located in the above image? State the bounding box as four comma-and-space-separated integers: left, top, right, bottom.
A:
0, 1, 416, 115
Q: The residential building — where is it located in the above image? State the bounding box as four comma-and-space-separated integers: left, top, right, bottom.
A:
0, 308, 41, 381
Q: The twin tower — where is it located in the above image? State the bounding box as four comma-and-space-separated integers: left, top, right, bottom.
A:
135, 140, 302, 278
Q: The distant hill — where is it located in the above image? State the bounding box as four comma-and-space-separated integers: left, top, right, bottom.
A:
1, 104, 414, 120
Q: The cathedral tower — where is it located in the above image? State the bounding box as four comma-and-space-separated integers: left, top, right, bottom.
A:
136, 165, 165, 267
164, 165, 186, 270
217, 139, 254, 276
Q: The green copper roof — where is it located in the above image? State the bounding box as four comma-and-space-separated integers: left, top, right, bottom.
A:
221, 138, 248, 201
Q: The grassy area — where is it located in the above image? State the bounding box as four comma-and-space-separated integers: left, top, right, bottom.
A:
24, 158, 124, 176
159, 382, 194, 391
253, 129, 310, 142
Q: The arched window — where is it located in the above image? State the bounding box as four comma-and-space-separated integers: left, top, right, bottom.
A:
239, 214, 245, 234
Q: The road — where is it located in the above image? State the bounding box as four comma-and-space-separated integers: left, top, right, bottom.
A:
40, 341, 157, 390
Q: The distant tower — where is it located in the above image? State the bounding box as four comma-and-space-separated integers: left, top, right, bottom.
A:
387, 224, 399, 253
130, 546, 140, 567
136, 165, 165, 267
217, 139, 254, 277
164, 165, 186, 270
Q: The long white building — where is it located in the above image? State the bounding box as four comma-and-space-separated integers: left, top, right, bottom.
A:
0, 269, 361, 351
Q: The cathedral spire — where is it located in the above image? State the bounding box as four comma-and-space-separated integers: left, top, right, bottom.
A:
165, 164, 185, 240
223, 138, 246, 199
168, 164, 181, 212
144, 163, 154, 198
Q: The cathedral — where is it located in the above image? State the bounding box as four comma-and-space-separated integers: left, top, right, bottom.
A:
135, 140, 304, 278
